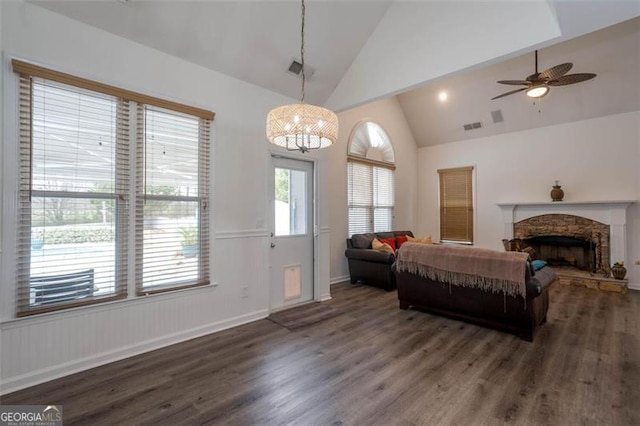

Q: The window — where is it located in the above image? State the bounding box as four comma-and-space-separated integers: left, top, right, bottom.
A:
347, 122, 395, 236
274, 167, 308, 236
13, 60, 213, 316
438, 166, 474, 244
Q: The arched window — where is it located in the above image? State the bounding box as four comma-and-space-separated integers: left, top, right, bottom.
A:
347, 122, 395, 236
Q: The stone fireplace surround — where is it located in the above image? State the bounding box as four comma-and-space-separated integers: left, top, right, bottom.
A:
513, 214, 609, 273
497, 201, 634, 274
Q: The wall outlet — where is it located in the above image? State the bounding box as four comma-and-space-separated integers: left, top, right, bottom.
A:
241, 286, 249, 299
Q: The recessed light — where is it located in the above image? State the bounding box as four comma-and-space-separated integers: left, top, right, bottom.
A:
438, 91, 448, 102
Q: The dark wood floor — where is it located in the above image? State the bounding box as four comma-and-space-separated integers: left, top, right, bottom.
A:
3, 281, 639, 425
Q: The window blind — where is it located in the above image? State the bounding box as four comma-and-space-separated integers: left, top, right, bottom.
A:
135, 105, 210, 294
16, 76, 129, 316
438, 166, 474, 244
347, 161, 394, 236
14, 60, 214, 316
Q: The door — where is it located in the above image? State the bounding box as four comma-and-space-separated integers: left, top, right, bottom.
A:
269, 156, 314, 311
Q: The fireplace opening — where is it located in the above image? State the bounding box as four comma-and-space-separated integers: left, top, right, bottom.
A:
523, 235, 596, 272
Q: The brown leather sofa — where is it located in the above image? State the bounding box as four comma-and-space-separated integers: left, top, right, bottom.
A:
395, 252, 556, 341
345, 231, 413, 291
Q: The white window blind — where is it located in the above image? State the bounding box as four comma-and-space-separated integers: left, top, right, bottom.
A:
13, 60, 213, 316
347, 161, 394, 236
346, 121, 395, 237
16, 76, 129, 316
438, 166, 474, 244
136, 106, 210, 293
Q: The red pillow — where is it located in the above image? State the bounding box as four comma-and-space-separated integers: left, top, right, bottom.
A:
379, 237, 396, 253
396, 235, 408, 249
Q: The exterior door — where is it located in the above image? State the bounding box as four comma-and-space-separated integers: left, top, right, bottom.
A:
269, 156, 314, 311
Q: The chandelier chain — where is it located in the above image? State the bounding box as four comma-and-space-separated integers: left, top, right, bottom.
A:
300, 0, 305, 103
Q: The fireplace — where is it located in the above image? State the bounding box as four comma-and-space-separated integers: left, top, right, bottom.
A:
513, 214, 609, 274
497, 200, 633, 292
523, 235, 596, 270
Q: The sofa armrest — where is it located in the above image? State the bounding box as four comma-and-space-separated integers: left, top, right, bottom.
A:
526, 266, 556, 297
345, 248, 395, 264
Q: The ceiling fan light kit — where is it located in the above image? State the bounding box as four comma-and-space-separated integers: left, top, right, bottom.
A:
492, 50, 596, 100
526, 85, 549, 98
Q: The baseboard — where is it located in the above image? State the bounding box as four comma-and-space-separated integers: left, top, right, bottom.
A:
0, 309, 269, 395
628, 282, 639, 291
319, 293, 332, 302
330, 275, 350, 285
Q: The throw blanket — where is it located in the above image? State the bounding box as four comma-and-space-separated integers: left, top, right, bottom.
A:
396, 243, 529, 298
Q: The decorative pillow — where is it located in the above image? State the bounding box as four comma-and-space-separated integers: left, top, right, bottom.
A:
407, 235, 433, 244
379, 237, 397, 252
532, 260, 547, 271
396, 235, 409, 249
372, 238, 395, 255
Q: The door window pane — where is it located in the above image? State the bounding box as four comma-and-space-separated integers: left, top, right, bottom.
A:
275, 167, 307, 236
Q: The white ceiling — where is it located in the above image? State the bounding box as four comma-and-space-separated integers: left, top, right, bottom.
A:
29, 1, 640, 146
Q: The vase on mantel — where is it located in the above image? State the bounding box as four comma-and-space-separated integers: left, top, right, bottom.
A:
611, 264, 627, 280
550, 180, 564, 202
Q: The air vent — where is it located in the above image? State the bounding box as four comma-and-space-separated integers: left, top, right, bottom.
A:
287, 59, 315, 78
463, 121, 483, 131
288, 60, 303, 75
491, 110, 504, 123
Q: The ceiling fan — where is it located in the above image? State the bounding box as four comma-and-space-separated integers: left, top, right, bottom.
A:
491, 50, 596, 100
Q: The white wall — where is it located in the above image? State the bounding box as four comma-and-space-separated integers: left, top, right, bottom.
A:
417, 111, 640, 289
0, 1, 331, 393
328, 96, 418, 283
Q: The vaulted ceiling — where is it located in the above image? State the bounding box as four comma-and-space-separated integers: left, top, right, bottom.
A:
31, 1, 640, 146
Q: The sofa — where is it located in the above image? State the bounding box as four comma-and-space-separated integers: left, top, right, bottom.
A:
345, 230, 414, 291
394, 243, 556, 341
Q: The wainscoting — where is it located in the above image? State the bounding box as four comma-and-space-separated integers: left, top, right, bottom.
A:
0, 230, 271, 394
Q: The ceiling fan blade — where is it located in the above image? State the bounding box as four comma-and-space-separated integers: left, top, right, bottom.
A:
491, 87, 527, 100
497, 80, 530, 86
539, 63, 573, 81
548, 73, 597, 86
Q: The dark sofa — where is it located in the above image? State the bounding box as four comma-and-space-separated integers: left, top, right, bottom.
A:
345, 230, 413, 291
395, 244, 556, 341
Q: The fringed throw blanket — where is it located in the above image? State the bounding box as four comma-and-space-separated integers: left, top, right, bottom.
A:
396, 243, 529, 298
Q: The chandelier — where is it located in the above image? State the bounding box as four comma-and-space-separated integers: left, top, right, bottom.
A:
266, 0, 338, 153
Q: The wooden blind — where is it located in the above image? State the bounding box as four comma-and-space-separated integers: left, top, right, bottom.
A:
12, 60, 214, 121
14, 60, 213, 316
16, 75, 129, 316
438, 166, 474, 244
135, 105, 211, 295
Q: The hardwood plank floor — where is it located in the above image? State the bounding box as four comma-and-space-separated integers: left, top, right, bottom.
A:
2, 282, 639, 425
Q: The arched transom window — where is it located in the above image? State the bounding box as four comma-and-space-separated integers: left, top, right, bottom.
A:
347, 122, 395, 236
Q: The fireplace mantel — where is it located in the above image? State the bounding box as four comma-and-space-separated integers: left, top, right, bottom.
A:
497, 200, 635, 267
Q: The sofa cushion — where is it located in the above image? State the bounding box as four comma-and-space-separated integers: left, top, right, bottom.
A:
375, 232, 395, 240
407, 235, 433, 244
352, 233, 377, 249
372, 238, 395, 255
396, 235, 409, 249
379, 237, 396, 252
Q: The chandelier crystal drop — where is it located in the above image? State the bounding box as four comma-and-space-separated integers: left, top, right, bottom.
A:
266, 0, 338, 152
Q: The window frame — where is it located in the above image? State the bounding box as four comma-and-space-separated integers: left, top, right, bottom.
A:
346, 121, 396, 237
12, 60, 214, 317
438, 166, 475, 245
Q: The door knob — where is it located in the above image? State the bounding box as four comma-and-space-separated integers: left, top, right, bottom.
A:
270, 243, 276, 248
